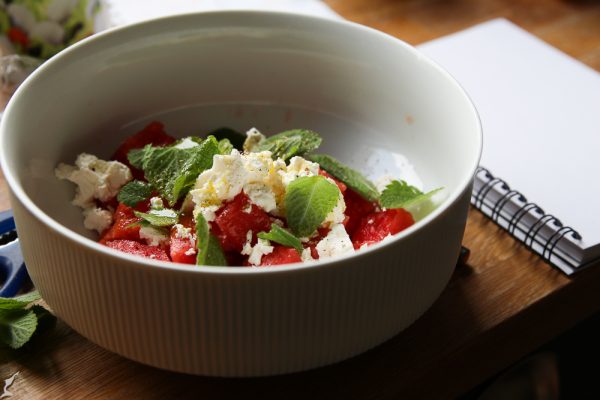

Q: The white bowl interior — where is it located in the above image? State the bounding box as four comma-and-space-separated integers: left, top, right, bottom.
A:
1, 11, 480, 242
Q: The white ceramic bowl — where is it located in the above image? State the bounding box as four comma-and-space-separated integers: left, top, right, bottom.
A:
0, 11, 481, 376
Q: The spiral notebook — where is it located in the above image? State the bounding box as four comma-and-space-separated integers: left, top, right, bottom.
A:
418, 19, 600, 275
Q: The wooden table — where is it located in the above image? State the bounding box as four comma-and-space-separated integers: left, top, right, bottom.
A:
2, 0, 600, 398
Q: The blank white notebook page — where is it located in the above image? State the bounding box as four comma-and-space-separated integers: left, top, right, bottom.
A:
418, 18, 600, 254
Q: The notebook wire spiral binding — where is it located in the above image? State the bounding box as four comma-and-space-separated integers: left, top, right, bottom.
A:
471, 167, 591, 274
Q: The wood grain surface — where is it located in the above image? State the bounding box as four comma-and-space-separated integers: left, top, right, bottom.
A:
2, 0, 600, 398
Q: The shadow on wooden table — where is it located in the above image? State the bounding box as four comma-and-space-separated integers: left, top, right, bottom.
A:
0, 265, 484, 399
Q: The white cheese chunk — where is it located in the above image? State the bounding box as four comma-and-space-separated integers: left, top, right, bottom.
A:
316, 224, 354, 259
82, 207, 113, 234
190, 149, 245, 215
55, 153, 132, 208
279, 156, 319, 188
323, 193, 347, 228
241, 237, 274, 266
243, 127, 266, 152
173, 223, 193, 240
139, 226, 169, 247
174, 137, 199, 149
190, 150, 288, 218
301, 248, 314, 262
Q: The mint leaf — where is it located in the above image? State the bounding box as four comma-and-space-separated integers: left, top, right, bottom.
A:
209, 127, 245, 151
258, 224, 303, 253
0, 291, 41, 310
0, 291, 49, 349
380, 180, 443, 209
134, 208, 179, 227
309, 154, 380, 202
217, 138, 234, 155
0, 309, 37, 349
127, 145, 148, 169
117, 180, 154, 207
196, 213, 227, 266
255, 129, 322, 161
285, 175, 340, 237
129, 136, 220, 206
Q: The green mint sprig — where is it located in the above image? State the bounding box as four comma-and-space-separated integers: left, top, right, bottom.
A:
308, 154, 380, 202
117, 180, 154, 207
254, 129, 322, 162
217, 138, 234, 155
285, 175, 340, 237
134, 208, 179, 227
380, 180, 443, 209
258, 224, 303, 253
0, 291, 55, 349
127, 136, 220, 206
195, 213, 228, 266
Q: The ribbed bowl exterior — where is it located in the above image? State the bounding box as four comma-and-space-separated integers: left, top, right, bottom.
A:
10, 187, 470, 377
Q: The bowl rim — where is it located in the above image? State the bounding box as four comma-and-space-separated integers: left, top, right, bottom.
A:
0, 10, 482, 275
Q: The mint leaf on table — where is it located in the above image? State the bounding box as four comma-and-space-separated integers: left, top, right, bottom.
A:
254, 129, 322, 162
380, 180, 443, 209
258, 224, 303, 253
0, 291, 54, 349
195, 213, 227, 266
117, 180, 154, 207
134, 208, 179, 227
308, 154, 380, 202
285, 175, 340, 237
127, 136, 220, 206
0, 309, 37, 349
0, 291, 40, 310
209, 127, 246, 151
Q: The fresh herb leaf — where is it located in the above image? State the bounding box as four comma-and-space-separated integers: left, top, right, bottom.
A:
308, 154, 380, 202
217, 138, 234, 155
195, 213, 227, 266
0, 309, 37, 349
117, 180, 154, 207
255, 129, 322, 161
285, 175, 340, 237
0, 291, 54, 349
0, 291, 41, 310
134, 208, 179, 227
209, 127, 245, 151
128, 136, 220, 206
258, 224, 303, 253
127, 145, 149, 170
380, 180, 443, 209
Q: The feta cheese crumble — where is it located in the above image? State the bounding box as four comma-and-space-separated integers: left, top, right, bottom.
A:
301, 248, 315, 262
323, 193, 347, 227
139, 226, 169, 247
55, 153, 132, 208
316, 224, 354, 259
174, 137, 199, 149
241, 232, 274, 266
243, 127, 266, 152
279, 156, 319, 188
82, 207, 113, 234
55, 153, 132, 234
173, 223, 192, 240
190, 149, 289, 220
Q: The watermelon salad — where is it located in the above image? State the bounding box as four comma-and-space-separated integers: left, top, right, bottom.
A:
55, 122, 442, 267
